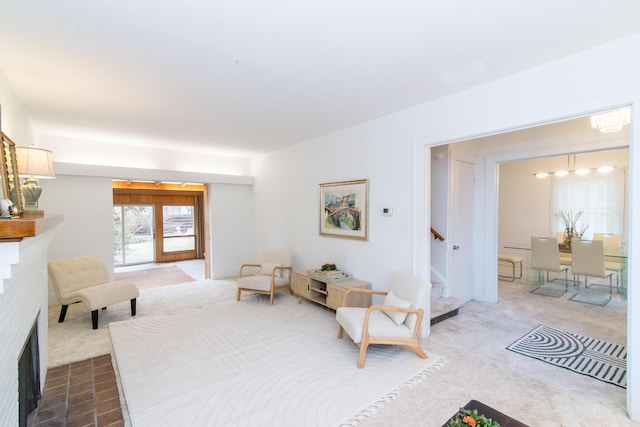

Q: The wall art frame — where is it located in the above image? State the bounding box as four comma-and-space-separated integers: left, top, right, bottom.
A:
1, 132, 23, 216
319, 179, 368, 240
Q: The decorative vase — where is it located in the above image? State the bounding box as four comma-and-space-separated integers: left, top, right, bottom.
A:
562, 228, 574, 248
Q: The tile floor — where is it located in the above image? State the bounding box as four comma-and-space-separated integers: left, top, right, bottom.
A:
28, 354, 123, 427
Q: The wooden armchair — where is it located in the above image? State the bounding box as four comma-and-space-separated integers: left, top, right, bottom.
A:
336, 272, 430, 368
236, 250, 293, 305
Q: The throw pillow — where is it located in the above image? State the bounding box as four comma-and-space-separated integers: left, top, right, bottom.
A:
382, 290, 412, 325
260, 262, 282, 277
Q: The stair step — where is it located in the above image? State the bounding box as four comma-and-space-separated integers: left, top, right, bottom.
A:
430, 296, 464, 325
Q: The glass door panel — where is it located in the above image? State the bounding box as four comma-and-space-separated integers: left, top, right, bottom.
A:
161, 205, 195, 253
113, 205, 155, 266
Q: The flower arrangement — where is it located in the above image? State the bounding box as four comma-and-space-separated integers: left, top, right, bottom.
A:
448, 408, 501, 427
554, 209, 588, 245
321, 263, 337, 271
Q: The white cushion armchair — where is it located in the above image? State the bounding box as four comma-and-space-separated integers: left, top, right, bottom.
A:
336, 272, 430, 368
236, 250, 293, 305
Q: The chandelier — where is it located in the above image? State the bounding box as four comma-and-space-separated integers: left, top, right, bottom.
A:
534, 154, 614, 178
590, 107, 631, 133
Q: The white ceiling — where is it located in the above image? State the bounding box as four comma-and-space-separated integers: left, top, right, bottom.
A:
1, 1, 640, 157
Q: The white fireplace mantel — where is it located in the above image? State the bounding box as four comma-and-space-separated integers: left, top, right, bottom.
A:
0, 215, 62, 293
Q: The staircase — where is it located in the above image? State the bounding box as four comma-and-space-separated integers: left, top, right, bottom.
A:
430, 282, 465, 325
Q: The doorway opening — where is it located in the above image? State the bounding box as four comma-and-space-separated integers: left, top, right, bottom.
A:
428, 109, 630, 302
425, 106, 633, 420
112, 180, 207, 267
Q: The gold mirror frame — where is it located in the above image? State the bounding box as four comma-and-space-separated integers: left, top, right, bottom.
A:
1, 132, 23, 216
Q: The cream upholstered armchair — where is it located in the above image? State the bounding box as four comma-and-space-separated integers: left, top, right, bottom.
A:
48, 255, 140, 329
336, 272, 430, 369
236, 250, 293, 305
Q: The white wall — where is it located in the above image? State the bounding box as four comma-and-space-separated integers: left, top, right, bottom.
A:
35, 169, 256, 289
39, 175, 114, 304
252, 127, 417, 292
39, 133, 252, 177
0, 67, 33, 147
499, 160, 554, 251
253, 34, 640, 420
208, 183, 256, 278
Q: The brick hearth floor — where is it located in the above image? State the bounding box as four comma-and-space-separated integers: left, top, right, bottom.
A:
28, 354, 124, 427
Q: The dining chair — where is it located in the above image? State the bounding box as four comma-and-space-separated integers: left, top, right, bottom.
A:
555, 231, 572, 266
593, 232, 623, 292
570, 239, 613, 299
530, 236, 569, 291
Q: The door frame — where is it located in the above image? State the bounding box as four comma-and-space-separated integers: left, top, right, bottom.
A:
414, 103, 638, 420
113, 185, 205, 265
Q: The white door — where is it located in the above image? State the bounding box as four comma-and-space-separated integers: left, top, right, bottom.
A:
449, 159, 475, 299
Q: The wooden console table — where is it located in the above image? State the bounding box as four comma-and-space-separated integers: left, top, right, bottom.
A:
294, 271, 371, 309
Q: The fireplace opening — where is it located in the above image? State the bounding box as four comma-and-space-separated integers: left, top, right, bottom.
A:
18, 317, 41, 427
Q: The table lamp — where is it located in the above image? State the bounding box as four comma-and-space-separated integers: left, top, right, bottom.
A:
16, 146, 56, 217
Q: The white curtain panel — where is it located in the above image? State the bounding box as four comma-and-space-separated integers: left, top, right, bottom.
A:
551, 168, 625, 240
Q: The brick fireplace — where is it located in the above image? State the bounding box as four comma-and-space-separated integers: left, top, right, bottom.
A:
0, 216, 61, 426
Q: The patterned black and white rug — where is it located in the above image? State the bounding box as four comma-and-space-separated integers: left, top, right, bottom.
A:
507, 324, 626, 388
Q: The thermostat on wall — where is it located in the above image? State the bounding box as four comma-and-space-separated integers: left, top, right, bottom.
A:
381, 207, 393, 216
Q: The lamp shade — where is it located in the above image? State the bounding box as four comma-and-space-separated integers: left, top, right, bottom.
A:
16, 146, 56, 179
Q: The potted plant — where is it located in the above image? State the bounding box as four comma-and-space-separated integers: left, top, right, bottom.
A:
447, 407, 501, 427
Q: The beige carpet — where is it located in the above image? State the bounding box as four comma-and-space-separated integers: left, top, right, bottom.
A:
114, 265, 196, 290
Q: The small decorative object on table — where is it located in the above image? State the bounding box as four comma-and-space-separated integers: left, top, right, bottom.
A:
1, 198, 14, 217
321, 263, 337, 271
309, 263, 352, 282
554, 209, 589, 249
317, 263, 345, 279
448, 408, 501, 427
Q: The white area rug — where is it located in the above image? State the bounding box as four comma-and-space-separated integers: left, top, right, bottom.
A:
48, 279, 238, 367
109, 293, 444, 427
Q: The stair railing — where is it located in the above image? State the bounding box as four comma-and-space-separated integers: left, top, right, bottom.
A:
430, 227, 444, 241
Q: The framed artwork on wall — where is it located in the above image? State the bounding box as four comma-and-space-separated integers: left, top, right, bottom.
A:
1, 132, 22, 216
319, 179, 368, 240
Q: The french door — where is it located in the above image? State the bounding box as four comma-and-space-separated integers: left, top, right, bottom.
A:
113, 186, 203, 265
114, 205, 155, 266
158, 204, 196, 262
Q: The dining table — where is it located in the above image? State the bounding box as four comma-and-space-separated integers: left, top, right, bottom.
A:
503, 243, 628, 297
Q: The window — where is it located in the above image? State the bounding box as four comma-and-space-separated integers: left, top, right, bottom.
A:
162, 205, 195, 252
114, 205, 155, 265
552, 169, 625, 239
